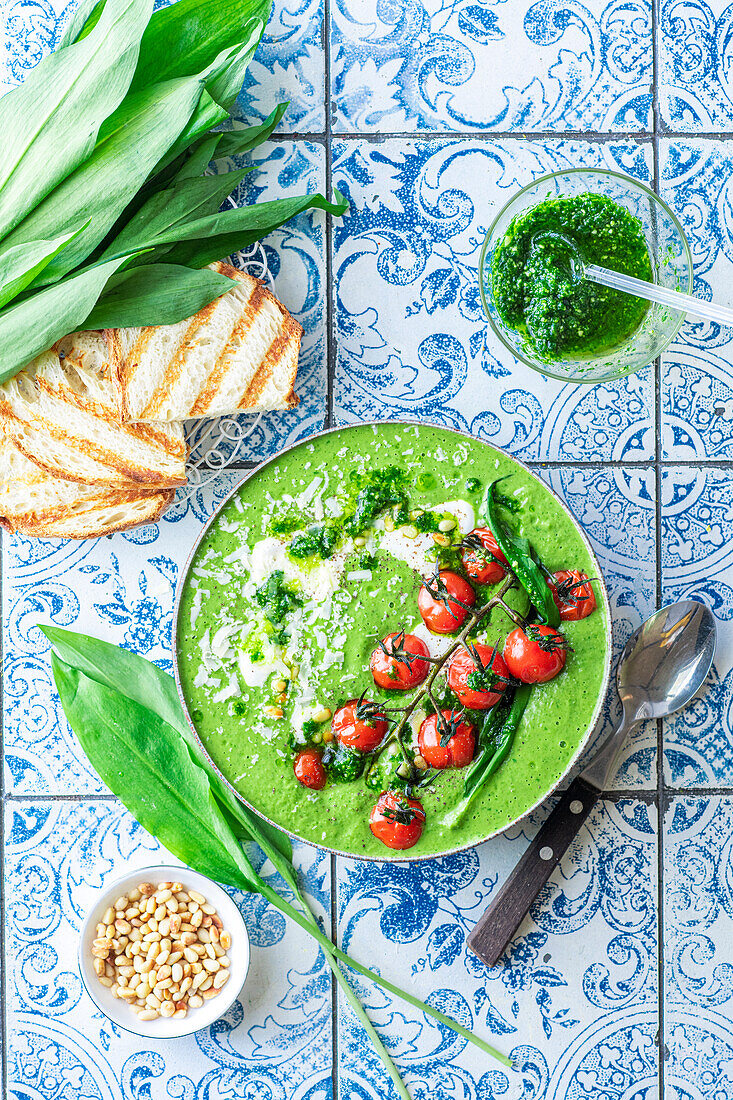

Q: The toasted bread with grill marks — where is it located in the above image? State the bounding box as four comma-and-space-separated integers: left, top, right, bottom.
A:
106, 261, 301, 423
0, 430, 175, 539
0, 331, 187, 489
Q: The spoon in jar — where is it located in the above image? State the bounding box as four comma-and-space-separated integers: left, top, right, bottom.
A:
467, 599, 716, 969
531, 230, 733, 328
583, 262, 733, 328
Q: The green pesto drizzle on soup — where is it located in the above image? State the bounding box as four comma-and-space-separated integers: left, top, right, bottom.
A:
492, 191, 653, 361
176, 424, 609, 859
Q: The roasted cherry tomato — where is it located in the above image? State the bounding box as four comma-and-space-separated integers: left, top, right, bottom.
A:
418, 709, 476, 769
504, 624, 568, 684
447, 643, 510, 709
370, 631, 430, 691
461, 528, 508, 585
294, 748, 327, 790
417, 570, 476, 634
369, 790, 426, 850
550, 570, 597, 621
332, 699, 388, 752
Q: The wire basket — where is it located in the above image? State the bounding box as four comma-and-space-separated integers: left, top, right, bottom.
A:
180, 235, 271, 502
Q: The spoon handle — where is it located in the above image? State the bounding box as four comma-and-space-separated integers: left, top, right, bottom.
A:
466, 777, 599, 969
584, 263, 733, 329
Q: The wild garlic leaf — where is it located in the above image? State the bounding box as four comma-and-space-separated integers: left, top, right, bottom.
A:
51, 655, 262, 892
40, 625, 293, 863
0, 226, 88, 309
0, 255, 132, 383
83, 264, 238, 328
0, 0, 151, 241
15, 77, 207, 288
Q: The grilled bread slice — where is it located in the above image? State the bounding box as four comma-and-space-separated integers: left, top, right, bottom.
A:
0, 331, 187, 489
0, 431, 174, 539
107, 261, 302, 422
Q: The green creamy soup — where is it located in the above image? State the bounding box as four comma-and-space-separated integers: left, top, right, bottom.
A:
176, 424, 609, 859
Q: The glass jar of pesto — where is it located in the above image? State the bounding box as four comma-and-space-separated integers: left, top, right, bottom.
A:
479, 169, 693, 384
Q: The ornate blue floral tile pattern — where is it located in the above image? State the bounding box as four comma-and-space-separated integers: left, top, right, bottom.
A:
661, 467, 733, 788
337, 797, 658, 1098
331, 138, 655, 462
330, 0, 653, 132
664, 796, 733, 1093
659, 141, 733, 463
659, 1, 733, 131
4, 800, 333, 1100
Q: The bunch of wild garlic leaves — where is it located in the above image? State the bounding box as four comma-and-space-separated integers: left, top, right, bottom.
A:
0, 0, 346, 382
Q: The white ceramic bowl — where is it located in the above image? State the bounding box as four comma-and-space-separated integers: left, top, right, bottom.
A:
78, 863, 250, 1038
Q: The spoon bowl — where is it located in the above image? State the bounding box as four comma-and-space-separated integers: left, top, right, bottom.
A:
617, 599, 717, 724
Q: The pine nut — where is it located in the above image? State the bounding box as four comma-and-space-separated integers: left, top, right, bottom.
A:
91, 880, 232, 1021
438, 517, 456, 532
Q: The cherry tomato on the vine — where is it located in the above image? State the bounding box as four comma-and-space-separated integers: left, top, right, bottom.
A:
504, 624, 568, 684
461, 528, 508, 585
332, 699, 388, 752
370, 631, 430, 691
447, 644, 510, 709
550, 570, 597, 622
293, 748, 327, 790
418, 709, 476, 769
369, 790, 426, 850
417, 570, 476, 634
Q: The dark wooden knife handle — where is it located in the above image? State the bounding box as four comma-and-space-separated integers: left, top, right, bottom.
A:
467, 777, 599, 968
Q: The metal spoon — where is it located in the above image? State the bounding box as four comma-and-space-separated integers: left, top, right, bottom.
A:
467, 600, 716, 969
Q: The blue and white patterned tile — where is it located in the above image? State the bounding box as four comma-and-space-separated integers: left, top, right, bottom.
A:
332, 137, 656, 462
237, 0, 325, 133
659, 141, 733, 463
1, 477, 245, 796
661, 467, 733, 788
0, 0, 324, 131
5, 799, 332, 1099
226, 139, 329, 461
543, 466, 657, 788
659, 1, 733, 132
336, 797, 658, 1099
331, 0, 653, 133
664, 795, 733, 1097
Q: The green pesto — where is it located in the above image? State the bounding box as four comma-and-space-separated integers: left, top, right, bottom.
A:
492, 192, 653, 360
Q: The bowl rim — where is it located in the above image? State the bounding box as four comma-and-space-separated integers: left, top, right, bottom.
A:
478, 166, 694, 382
78, 862, 250, 1038
172, 419, 614, 863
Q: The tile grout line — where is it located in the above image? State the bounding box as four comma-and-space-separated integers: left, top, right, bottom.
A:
270, 129, 733, 142
650, 3, 667, 1092
321, 2, 341, 1093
